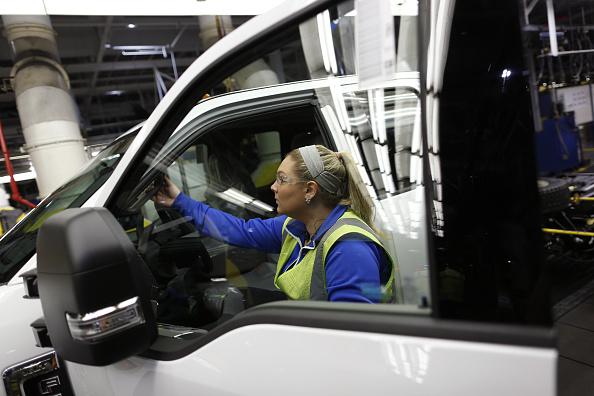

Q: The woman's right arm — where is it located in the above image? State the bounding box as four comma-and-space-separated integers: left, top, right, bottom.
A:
154, 178, 284, 253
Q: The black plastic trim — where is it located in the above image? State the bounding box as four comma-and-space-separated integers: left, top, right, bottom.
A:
418, 0, 440, 318
141, 301, 556, 361
19, 268, 39, 299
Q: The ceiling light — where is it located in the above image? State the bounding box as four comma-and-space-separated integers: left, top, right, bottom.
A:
127, 23, 136, 29
112, 45, 168, 57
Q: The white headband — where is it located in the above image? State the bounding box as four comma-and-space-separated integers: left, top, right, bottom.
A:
298, 145, 344, 196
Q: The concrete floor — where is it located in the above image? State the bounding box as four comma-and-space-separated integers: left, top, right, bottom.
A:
556, 286, 594, 395
556, 144, 594, 395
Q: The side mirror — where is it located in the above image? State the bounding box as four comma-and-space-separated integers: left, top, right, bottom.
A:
36, 207, 157, 366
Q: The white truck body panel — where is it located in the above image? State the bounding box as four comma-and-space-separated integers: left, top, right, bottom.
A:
65, 324, 555, 396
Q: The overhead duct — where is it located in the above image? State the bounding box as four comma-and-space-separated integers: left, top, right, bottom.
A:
2, 15, 88, 198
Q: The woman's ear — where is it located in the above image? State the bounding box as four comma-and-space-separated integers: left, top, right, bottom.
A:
304, 181, 319, 199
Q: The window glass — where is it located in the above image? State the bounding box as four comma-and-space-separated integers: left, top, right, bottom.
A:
118, 105, 323, 328
312, 81, 426, 305
111, 0, 426, 328
0, 129, 138, 283
202, 1, 419, 100
429, 0, 556, 324
204, 3, 426, 306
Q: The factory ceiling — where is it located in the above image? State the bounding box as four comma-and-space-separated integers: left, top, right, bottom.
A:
0, 15, 252, 159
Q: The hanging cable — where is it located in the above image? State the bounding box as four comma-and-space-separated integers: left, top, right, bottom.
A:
0, 121, 35, 209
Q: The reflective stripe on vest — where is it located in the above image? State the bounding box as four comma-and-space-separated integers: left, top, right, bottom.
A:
275, 211, 398, 302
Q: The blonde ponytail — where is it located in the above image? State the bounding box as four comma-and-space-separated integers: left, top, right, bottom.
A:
337, 151, 374, 226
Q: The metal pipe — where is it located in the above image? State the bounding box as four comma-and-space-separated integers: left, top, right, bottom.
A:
2, 16, 88, 198
526, 0, 541, 20
588, 77, 594, 128
526, 49, 544, 132
542, 228, 594, 237
537, 48, 594, 58
546, 0, 558, 56
170, 50, 179, 80
0, 121, 35, 209
530, 24, 594, 31
571, 195, 594, 203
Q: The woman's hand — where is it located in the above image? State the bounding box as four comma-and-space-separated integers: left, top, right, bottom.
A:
152, 176, 181, 207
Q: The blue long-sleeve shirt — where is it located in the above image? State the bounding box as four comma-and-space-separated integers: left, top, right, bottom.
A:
173, 193, 388, 303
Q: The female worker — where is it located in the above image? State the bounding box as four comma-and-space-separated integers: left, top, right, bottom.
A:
155, 144, 396, 303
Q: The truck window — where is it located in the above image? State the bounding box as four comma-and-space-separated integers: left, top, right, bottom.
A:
116, 105, 325, 328
107, 0, 425, 329
116, 87, 426, 330
0, 130, 138, 284
313, 83, 425, 305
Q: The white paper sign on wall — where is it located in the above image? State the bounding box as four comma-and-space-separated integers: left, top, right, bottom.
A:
557, 85, 594, 125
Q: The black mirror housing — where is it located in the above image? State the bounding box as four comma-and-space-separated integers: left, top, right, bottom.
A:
37, 207, 157, 366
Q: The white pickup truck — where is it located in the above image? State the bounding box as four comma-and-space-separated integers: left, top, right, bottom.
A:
0, 0, 557, 395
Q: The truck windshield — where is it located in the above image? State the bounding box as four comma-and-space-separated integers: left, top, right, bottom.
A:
0, 130, 138, 284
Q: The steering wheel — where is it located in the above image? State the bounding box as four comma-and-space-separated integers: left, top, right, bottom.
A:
134, 174, 214, 279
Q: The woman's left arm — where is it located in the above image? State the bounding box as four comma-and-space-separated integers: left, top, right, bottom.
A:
324, 238, 385, 303
173, 192, 285, 253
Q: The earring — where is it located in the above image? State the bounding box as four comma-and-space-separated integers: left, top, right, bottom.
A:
305, 197, 311, 205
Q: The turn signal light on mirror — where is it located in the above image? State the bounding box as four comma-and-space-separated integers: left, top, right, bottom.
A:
65, 297, 145, 343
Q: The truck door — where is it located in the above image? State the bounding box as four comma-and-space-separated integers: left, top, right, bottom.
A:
36, 0, 557, 395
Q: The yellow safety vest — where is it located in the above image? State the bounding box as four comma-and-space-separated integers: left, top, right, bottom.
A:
274, 210, 399, 302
